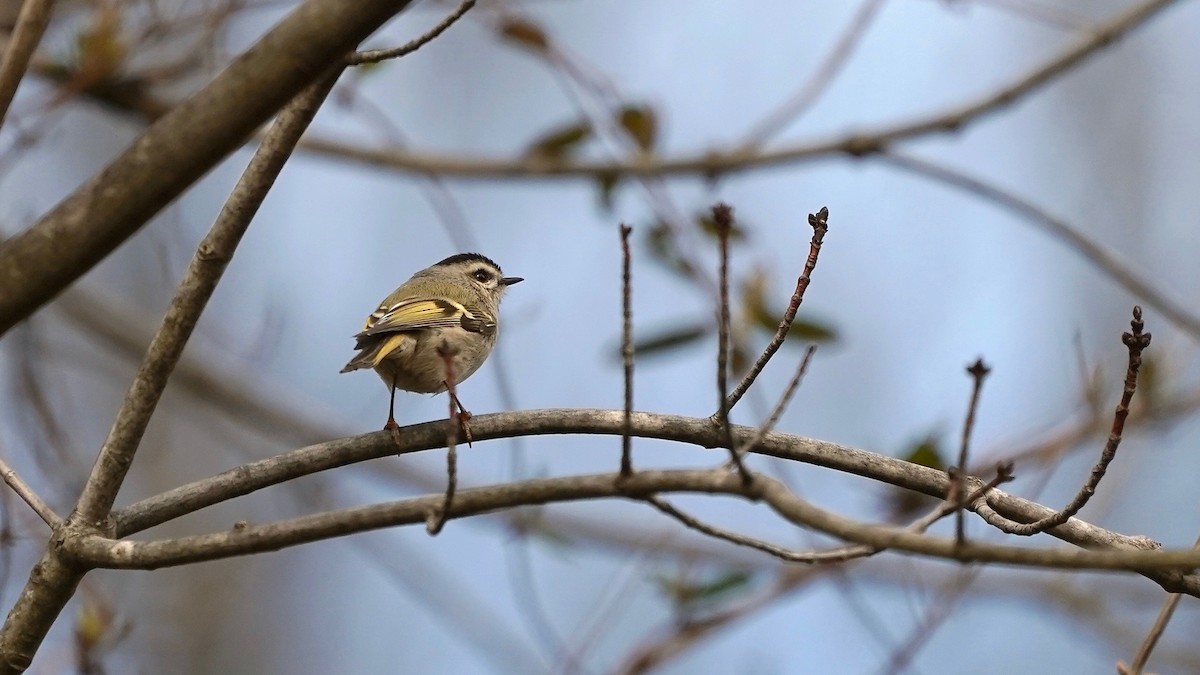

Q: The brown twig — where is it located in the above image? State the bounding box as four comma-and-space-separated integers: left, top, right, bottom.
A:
427, 343, 461, 535
723, 207, 829, 412
736, 345, 818, 456
347, 0, 476, 66
955, 358, 992, 545
645, 466, 995, 566
0, 0, 56, 130
993, 307, 1151, 536
620, 224, 635, 477
710, 204, 752, 483
0, 455, 60, 528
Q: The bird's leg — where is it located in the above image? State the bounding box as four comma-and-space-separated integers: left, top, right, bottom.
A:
385, 375, 399, 430
386, 374, 403, 451
436, 341, 473, 447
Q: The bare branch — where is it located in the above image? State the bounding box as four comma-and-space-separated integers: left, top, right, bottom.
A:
426, 343, 462, 535
0, 455, 59, 528
74, 68, 343, 524
0, 68, 343, 674
990, 307, 1150, 536
736, 345, 817, 456
0, 0, 56, 130
620, 224, 635, 477
724, 207, 828, 412
63, 467, 1200, 580
954, 358, 991, 545
347, 0, 476, 66
710, 203, 751, 482
0, 0, 418, 336
290, 0, 1177, 180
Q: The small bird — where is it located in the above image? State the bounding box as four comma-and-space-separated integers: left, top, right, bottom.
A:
341, 253, 523, 429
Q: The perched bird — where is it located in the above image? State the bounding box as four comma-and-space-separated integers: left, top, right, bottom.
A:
341, 253, 522, 429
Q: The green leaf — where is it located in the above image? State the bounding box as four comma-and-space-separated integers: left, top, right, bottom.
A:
904, 435, 946, 471
620, 323, 710, 360
741, 271, 837, 344
617, 104, 658, 151
498, 18, 550, 54
645, 222, 698, 279
596, 171, 621, 213
524, 120, 593, 161
655, 570, 753, 607
885, 435, 945, 521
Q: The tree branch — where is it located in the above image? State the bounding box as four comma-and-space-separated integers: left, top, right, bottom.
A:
0, 0, 56, 130
0, 0, 417, 336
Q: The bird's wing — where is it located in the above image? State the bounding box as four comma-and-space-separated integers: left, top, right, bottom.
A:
357, 298, 469, 337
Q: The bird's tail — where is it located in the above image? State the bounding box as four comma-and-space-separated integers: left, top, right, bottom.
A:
340, 334, 405, 373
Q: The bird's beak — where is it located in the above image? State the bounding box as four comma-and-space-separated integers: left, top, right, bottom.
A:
502, 276, 524, 286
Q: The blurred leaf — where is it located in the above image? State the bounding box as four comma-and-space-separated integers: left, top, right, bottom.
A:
498, 18, 550, 54
75, 4, 127, 85
655, 570, 753, 607
619, 322, 710, 361
741, 271, 837, 344
885, 435, 946, 521
524, 119, 593, 161
645, 221, 698, 279
696, 212, 748, 241
596, 171, 621, 212
617, 104, 658, 151
904, 435, 946, 471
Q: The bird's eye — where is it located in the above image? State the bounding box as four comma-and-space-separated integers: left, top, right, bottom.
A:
473, 269, 493, 282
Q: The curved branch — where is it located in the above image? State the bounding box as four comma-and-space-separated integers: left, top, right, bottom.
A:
101, 408, 1199, 593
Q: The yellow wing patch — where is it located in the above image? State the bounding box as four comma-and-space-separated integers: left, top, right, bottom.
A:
360, 298, 468, 337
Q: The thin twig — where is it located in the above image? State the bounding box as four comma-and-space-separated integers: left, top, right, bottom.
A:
992, 307, 1151, 536
736, 345, 818, 456
72, 67, 344, 523
723, 207, 829, 412
646, 463, 1010, 566
427, 343, 461, 535
711, 203, 752, 483
347, 0, 476, 66
0, 454, 60, 527
739, 0, 887, 149
0, 0, 56, 131
878, 150, 1200, 340
1120, 533, 1200, 675
620, 224, 635, 477
955, 358, 992, 545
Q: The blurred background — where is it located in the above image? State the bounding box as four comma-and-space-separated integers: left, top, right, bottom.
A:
1, 0, 1199, 672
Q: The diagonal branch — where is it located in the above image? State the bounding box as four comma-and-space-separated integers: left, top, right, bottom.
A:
984, 307, 1150, 536
0, 0, 417, 337
0, 68, 343, 675
0, 0, 56, 130
74, 68, 343, 524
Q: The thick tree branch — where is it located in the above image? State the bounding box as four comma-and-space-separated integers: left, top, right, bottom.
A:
93, 408, 1199, 595
0, 0, 416, 336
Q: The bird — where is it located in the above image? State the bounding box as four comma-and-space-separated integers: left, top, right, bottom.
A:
341, 253, 522, 430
